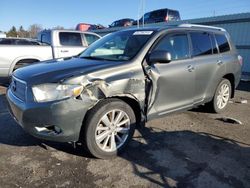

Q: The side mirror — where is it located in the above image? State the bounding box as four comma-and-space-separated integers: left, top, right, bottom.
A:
148, 50, 172, 64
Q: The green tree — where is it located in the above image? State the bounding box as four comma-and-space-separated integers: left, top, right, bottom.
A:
7, 26, 18, 37
18, 26, 29, 38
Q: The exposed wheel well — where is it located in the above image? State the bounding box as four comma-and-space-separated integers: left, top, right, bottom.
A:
223, 74, 235, 98
14, 59, 40, 71
115, 96, 142, 126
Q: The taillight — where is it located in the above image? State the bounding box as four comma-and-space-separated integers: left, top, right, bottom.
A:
238, 55, 243, 66
165, 16, 168, 22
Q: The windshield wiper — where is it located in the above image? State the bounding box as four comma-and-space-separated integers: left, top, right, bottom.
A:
80, 56, 107, 61
80, 56, 121, 62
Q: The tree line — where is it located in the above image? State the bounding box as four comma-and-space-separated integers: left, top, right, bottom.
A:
4, 24, 64, 38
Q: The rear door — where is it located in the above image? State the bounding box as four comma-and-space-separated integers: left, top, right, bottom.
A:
147, 32, 195, 117
189, 32, 226, 103
55, 32, 87, 58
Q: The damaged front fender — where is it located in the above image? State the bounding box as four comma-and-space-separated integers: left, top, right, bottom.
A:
65, 74, 147, 122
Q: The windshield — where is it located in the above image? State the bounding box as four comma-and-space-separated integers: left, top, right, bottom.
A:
80, 30, 155, 61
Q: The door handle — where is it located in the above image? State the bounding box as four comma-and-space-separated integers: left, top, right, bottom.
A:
61, 50, 69, 53
217, 60, 223, 65
187, 65, 195, 72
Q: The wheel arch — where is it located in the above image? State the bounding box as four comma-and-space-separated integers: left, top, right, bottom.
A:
79, 95, 143, 141
9, 57, 41, 75
223, 73, 235, 98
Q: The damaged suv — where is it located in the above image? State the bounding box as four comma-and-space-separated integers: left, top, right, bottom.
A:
7, 24, 242, 159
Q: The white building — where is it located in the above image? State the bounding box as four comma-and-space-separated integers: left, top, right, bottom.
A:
0, 32, 6, 38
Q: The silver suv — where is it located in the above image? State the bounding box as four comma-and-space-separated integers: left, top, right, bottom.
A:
7, 24, 242, 159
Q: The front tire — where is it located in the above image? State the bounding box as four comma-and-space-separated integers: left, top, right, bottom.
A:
82, 98, 136, 159
207, 78, 232, 113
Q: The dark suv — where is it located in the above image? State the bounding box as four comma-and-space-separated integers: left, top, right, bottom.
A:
7, 24, 242, 159
109, 18, 135, 28
134, 8, 180, 25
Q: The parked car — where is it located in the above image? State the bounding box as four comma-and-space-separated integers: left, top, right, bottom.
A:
7, 24, 242, 159
109, 18, 135, 28
134, 8, 180, 25
0, 38, 41, 45
76, 23, 106, 31
0, 30, 100, 81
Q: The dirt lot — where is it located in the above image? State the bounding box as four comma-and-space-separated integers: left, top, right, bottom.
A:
0, 82, 249, 188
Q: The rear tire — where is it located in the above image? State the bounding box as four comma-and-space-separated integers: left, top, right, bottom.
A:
82, 98, 136, 159
207, 78, 232, 113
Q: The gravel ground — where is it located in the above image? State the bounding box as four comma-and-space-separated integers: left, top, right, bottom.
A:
0, 82, 249, 188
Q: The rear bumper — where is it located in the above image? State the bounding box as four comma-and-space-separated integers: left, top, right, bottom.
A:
7, 88, 91, 142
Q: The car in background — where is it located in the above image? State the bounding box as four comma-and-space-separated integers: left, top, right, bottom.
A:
76, 23, 106, 31
0, 30, 101, 81
134, 8, 180, 25
109, 18, 135, 28
0, 38, 41, 45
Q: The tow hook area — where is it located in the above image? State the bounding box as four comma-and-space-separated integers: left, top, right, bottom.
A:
35, 126, 62, 135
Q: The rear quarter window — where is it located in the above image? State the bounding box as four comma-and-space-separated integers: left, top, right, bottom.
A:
168, 10, 180, 21
215, 34, 230, 53
190, 32, 213, 57
59, 32, 83, 46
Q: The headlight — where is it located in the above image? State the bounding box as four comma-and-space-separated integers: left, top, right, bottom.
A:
32, 84, 84, 103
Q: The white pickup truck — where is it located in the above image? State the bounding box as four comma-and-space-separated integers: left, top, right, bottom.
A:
0, 29, 100, 82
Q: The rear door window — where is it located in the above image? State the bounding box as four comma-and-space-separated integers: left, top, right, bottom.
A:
215, 34, 230, 53
190, 32, 213, 57
59, 32, 83, 46
154, 34, 189, 60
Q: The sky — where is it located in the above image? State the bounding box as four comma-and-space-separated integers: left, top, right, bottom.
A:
1, 0, 250, 32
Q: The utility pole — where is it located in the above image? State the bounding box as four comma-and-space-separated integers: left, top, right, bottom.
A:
137, 0, 145, 28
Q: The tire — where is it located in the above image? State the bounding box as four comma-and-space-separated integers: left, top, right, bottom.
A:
82, 98, 136, 159
207, 78, 232, 113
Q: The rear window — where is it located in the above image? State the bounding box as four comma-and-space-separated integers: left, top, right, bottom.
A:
40, 32, 51, 45
215, 34, 230, 53
84, 34, 100, 46
190, 32, 213, 57
59, 32, 82, 46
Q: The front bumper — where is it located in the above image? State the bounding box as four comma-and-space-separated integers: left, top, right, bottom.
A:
7, 88, 92, 142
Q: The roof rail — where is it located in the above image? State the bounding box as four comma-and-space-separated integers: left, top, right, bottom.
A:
179, 24, 226, 31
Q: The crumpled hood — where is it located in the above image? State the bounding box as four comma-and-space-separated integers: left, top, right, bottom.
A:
13, 57, 122, 85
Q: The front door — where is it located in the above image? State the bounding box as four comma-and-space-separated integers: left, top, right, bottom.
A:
147, 33, 195, 117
